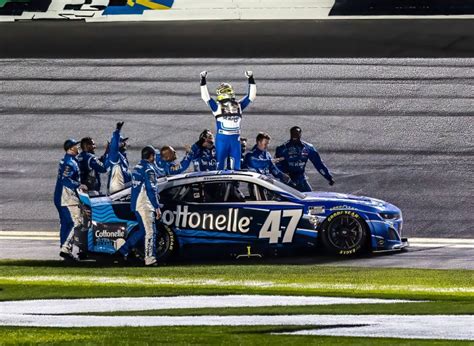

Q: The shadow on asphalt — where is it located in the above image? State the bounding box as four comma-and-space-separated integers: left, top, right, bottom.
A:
0, 251, 406, 268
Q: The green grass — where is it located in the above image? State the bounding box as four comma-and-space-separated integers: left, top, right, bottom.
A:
88, 301, 474, 316
0, 326, 472, 345
0, 260, 472, 345
0, 260, 473, 301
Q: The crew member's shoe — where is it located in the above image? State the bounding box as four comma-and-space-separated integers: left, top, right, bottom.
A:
145, 257, 158, 267
59, 250, 76, 262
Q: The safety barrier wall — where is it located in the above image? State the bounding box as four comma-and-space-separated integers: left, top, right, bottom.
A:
1, 0, 473, 22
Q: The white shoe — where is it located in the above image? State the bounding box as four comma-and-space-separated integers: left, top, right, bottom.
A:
145, 257, 157, 266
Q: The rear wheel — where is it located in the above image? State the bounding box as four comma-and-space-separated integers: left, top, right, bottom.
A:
321, 211, 369, 256
155, 223, 177, 262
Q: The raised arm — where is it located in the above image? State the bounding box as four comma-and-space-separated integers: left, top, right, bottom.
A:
308, 145, 334, 184
239, 71, 257, 111
107, 122, 123, 165
200, 71, 219, 113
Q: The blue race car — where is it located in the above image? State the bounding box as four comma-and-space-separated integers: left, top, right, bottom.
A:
77, 171, 407, 262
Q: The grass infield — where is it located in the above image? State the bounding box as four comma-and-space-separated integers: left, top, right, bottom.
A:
0, 326, 473, 345
0, 260, 472, 301
0, 260, 472, 344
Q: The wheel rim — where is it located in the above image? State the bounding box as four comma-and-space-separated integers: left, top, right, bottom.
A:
327, 215, 364, 251
156, 230, 170, 258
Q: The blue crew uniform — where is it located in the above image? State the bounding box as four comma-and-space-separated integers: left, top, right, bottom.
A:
275, 140, 333, 192
106, 129, 131, 194
77, 151, 107, 192
155, 152, 190, 177
201, 72, 256, 170
244, 145, 286, 181
185, 142, 218, 171
53, 153, 83, 253
122, 159, 161, 265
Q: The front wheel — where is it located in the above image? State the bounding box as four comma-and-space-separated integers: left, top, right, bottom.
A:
321, 211, 369, 256
155, 223, 178, 262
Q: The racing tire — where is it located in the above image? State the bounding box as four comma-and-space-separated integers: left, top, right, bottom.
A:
321, 211, 369, 256
155, 223, 177, 262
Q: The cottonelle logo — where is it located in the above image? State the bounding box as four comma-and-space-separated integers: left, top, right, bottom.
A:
161, 205, 251, 233
95, 229, 125, 238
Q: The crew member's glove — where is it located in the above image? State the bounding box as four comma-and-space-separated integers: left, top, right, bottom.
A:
272, 157, 284, 164
200, 71, 207, 85
328, 178, 335, 186
116, 121, 124, 131
245, 70, 255, 84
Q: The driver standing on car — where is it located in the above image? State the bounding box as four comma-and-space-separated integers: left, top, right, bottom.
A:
200, 70, 256, 170
106, 121, 131, 194
53, 139, 88, 260
125, 145, 162, 266
244, 132, 292, 184
275, 126, 335, 192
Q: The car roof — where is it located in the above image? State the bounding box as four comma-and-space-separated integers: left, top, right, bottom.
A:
157, 170, 261, 184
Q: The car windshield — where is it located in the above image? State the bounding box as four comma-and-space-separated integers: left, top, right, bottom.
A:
259, 175, 306, 200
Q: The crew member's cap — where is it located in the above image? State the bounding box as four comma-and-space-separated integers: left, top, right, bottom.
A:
63, 138, 79, 151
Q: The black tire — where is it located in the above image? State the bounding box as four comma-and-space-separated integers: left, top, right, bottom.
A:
155, 223, 177, 262
321, 211, 369, 256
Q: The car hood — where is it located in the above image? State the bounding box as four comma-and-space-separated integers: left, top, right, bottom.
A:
303, 191, 390, 209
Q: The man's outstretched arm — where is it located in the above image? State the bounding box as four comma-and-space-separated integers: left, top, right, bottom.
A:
200, 71, 219, 113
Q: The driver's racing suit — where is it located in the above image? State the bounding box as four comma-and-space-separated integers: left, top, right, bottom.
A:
53, 153, 83, 255
201, 77, 256, 170
275, 140, 333, 192
122, 159, 161, 265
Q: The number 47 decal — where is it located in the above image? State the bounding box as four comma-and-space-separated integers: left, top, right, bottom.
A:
258, 209, 303, 244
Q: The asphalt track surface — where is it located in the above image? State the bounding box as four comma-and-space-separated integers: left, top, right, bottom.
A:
1, 239, 473, 270
1, 57, 473, 236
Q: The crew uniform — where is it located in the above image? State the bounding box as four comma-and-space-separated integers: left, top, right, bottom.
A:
185, 142, 217, 171
77, 151, 107, 192
244, 145, 286, 181
130, 159, 161, 266
53, 143, 83, 256
275, 140, 333, 192
155, 152, 189, 177
106, 127, 131, 194
200, 72, 256, 170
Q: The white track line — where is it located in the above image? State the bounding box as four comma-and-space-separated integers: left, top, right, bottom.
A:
0, 296, 417, 315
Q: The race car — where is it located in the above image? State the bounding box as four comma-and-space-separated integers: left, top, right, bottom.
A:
77, 171, 407, 262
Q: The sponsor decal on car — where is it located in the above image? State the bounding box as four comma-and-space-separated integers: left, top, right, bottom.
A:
161, 205, 252, 233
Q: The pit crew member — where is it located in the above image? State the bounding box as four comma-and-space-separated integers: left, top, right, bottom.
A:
126, 145, 162, 266
200, 70, 256, 170
244, 132, 291, 183
77, 137, 107, 193
275, 126, 335, 192
183, 129, 218, 172
53, 139, 88, 260
155, 145, 191, 176
106, 121, 131, 194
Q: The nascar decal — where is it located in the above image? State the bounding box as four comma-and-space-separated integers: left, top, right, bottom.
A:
161, 205, 306, 244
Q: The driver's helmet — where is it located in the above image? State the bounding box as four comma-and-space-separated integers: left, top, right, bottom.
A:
216, 83, 235, 101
